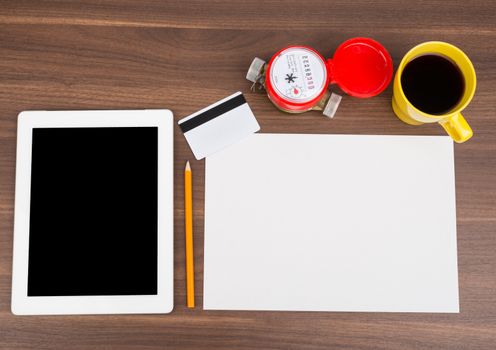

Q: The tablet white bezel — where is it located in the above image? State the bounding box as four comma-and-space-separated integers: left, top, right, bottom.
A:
12, 110, 174, 315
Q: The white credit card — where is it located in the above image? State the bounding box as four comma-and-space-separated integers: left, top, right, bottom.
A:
178, 92, 260, 160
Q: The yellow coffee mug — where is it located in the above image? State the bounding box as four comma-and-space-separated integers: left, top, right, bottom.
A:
392, 42, 476, 143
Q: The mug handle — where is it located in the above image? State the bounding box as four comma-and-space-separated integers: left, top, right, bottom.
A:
439, 113, 473, 143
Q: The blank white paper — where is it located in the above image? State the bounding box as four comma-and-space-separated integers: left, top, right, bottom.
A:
204, 134, 459, 312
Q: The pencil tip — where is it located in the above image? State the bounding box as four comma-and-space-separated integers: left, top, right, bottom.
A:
185, 161, 191, 171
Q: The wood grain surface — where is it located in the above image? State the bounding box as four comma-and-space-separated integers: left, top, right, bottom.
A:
1, 1, 495, 349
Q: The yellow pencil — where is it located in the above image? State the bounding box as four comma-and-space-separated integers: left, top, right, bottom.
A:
184, 161, 195, 308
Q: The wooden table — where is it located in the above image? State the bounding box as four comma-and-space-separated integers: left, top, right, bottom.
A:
1, 1, 495, 349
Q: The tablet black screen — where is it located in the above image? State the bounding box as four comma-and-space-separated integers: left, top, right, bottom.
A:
27, 127, 158, 296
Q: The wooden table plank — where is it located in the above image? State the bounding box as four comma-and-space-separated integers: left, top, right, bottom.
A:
0, 1, 495, 349
0, 0, 494, 32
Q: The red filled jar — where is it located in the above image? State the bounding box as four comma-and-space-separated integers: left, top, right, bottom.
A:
246, 37, 393, 118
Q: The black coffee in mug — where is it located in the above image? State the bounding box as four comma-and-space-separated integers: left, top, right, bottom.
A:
401, 54, 465, 115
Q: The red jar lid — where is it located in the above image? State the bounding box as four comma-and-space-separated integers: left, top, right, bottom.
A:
328, 37, 393, 98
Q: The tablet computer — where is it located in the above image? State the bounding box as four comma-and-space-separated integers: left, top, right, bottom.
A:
12, 110, 174, 315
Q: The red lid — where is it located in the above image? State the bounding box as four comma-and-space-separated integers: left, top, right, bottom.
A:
328, 37, 393, 98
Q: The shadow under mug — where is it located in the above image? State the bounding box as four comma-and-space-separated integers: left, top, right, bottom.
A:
392, 41, 476, 143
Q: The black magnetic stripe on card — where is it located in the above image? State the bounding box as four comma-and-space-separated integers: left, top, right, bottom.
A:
178, 93, 246, 133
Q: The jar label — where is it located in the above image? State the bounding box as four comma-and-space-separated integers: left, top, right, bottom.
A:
269, 47, 327, 104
